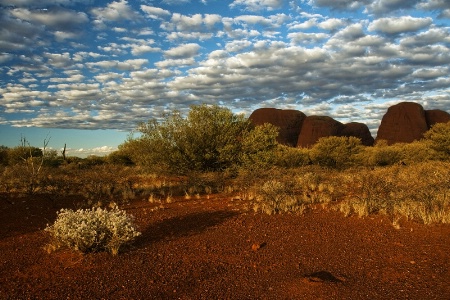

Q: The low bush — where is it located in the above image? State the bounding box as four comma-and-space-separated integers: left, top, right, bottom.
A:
309, 136, 362, 169
253, 179, 304, 215
45, 206, 141, 255
335, 162, 450, 224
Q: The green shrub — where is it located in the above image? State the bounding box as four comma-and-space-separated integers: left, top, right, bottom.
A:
273, 145, 311, 168
296, 171, 334, 204
122, 104, 279, 176
309, 136, 362, 169
45, 206, 141, 255
7, 145, 43, 166
239, 123, 279, 171
424, 121, 450, 158
363, 140, 403, 166
123, 104, 252, 174
253, 179, 303, 215
396, 140, 437, 164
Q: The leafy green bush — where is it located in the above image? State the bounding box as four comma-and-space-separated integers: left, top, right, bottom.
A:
121, 104, 279, 175
309, 136, 362, 169
272, 145, 311, 168
45, 207, 141, 255
362, 140, 403, 166
239, 123, 279, 171
7, 145, 43, 166
424, 121, 450, 158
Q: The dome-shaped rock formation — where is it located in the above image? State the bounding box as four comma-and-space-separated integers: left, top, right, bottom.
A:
296, 116, 344, 148
249, 108, 306, 146
425, 109, 450, 129
376, 102, 429, 145
339, 122, 374, 146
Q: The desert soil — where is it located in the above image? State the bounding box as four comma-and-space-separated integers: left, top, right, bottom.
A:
1, 193, 450, 300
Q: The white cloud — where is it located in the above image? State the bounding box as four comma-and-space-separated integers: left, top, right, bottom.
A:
45, 52, 73, 68
11, 8, 88, 29
0, 53, 13, 64
365, 0, 420, 14
230, 0, 284, 11
368, 16, 433, 34
418, 0, 450, 18
288, 19, 317, 30
318, 18, 346, 31
309, 0, 369, 10
204, 14, 222, 28
164, 43, 201, 58
166, 32, 214, 41
225, 40, 253, 52
155, 58, 196, 68
288, 32, 329, 44
91, 0, 142, 28
1, 0, 450, 136
86, 59, 148, 71
162, 0, 190, 4
166, 13, 204, 31
131, 44, 160, 55
53, 31, 81, 41
400, 27, 450, 47
0, 0, 92, 7
94, 72, 124, 82
141, 5, 171, 19
412, 67, 448, 79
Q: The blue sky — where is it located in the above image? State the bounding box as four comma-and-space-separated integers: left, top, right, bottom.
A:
1, 0, 449, 157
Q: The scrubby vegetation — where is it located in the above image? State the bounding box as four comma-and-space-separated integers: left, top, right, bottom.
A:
2, 105, 450, 255
45, 206, 141, 255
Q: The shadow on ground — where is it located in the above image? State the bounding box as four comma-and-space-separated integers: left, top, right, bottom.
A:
135, 210, 239, 247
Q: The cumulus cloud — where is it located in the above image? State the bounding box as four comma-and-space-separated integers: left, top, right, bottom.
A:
91, 0, 142, 28
318, 18, 347, 31
368, 16, 433, 34
0, 53, 13, 64
162, 0, 190, 4
141, 5, 171, 19
165, 13, 205, 31
0, 0, 92, 7
164, 43, 201, 58
1, 0, 449, 136
0, 11, 45, 51
230, 0, 284, 11
288, 32, 329, 44
45, 52, 73, 68
10, 8, 88, 29
365, 0, 421, 14
86, 59, 148, 71
309, 0, 370, 11
418, 0, 450, 18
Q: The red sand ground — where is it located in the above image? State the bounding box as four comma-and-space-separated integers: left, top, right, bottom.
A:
1, 193, 450, 299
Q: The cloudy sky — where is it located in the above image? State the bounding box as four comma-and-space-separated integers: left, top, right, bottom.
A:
1, 0, 449, 156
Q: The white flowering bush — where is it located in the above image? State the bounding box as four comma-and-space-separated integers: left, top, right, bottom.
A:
45, 207, 141, 255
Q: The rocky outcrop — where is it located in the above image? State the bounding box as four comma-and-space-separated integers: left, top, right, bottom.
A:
339, 122, 374, 146
249, 108, 306, 146
296, 116, 344, 148
376, 102, 429, 145
425, 110, 450, 128
249, 102, 449, 148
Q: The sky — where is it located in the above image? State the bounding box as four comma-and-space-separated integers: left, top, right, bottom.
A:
1, 0, 450, 157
